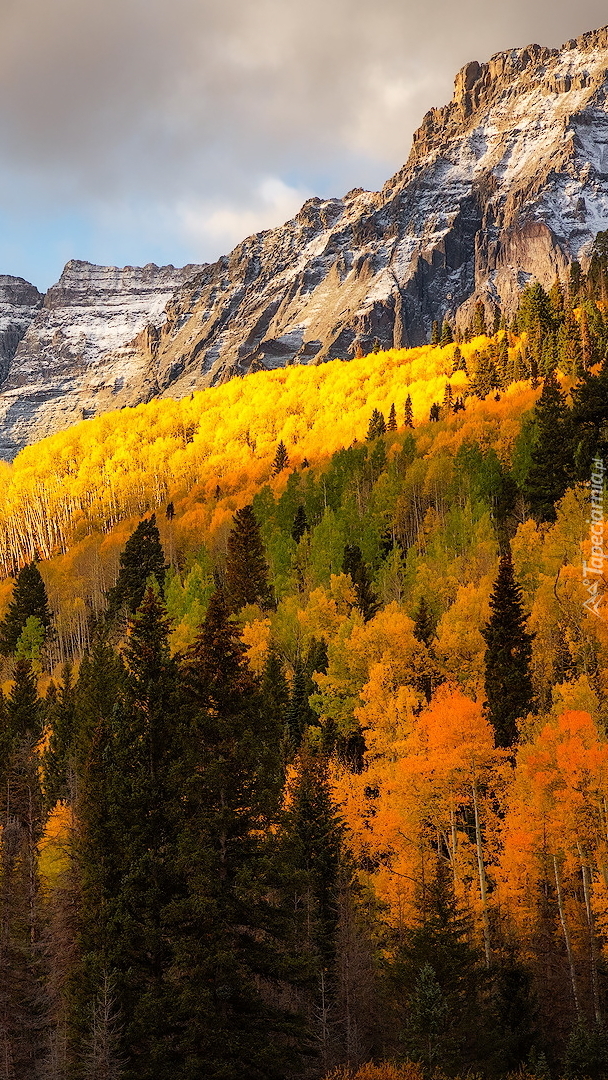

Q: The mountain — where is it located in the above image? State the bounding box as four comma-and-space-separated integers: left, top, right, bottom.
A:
0, 260, 204, 459
2, 24, 608, 457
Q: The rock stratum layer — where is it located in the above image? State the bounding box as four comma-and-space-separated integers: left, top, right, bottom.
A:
3, 25, 608, 456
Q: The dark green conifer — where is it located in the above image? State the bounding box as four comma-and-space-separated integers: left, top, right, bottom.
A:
291, 503, 309, 544
342, 545, 380, 623
106, 515, 167, 617
451, 345, 467, 375
391, 859, 490, 1075
404, 394, 414, 428
387, 402, 397, 431
366, 408, 386, 441
0, 562, 52, 656
167, 590, 298, 1079
431, 320, 440, 345
482, 550, 535, 747
43, 663, 76, 805
440, 320, 453, 345
225, 504, 274, 612
413, 596, 437, 648
522, 372, 573, 522
272, 439, 289, 475
429, 403, 441, 421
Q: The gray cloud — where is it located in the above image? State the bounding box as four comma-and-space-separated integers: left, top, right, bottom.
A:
1, 0, 608, 285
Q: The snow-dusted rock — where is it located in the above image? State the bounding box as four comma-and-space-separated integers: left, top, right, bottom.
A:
0, 261, 203, 458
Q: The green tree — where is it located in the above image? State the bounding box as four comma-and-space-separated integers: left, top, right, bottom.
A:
272, 440, 289, 475
391, 859, 488, 1074
291, 503, 309, 544
366, 409, 386, 441
14, 614, 46, 671
387, 403, 397, 431
404, 395, 414, 428
75, 588, 179, 1080
106, 516, 167, 617
482, 550, 535, 748
167, 590, 298, 1079
413, 596, 436, 648
0, 562, 52, 656
521, 372, 573, 522
225, 505, 274, 613
342, 545, 380, 623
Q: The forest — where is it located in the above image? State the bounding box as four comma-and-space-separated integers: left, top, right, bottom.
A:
2, 237, 608, 1079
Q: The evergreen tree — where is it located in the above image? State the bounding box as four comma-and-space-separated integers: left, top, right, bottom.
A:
224, 505, 274, 613
106, 516, 167, 617
75, 589, 179, 1080
440, 320, 453, 346
522, 372, 573, 522
429, 403, 441, 421
391, 859, 489, 1075
6, 657, 43, 744
413, 596, 437, 648
342, 545, 380, 623
472, 300, 487, 337
387, 402, 397, 431
442, 383, 453, 413
451, 345, 467, 375
366, 409, 386, 441
0, 562, 52, 656
0, 659, 47, 1077
570, 356, 608, 478
286, 639, 327, 752
430, 320, 440, 345
278, 744, 349, 1070
404, 394, 414, 428
482, 551, 535, 747
291, 503, 309, 544
167, 590, 299, 1079
272, 440, 289, 475
43, 662, 76, 805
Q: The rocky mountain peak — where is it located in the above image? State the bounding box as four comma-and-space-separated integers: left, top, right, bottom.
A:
3, 26, 608, 457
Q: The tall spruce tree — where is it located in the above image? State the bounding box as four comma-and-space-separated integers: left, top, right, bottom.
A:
0, 562, 52, 656
167, 591, 299, 1079
413, 596, 437, 648
75, 589, 179, 1080
390, 859, 490, 1075
106, 515, 167, 617
522, 372, 573, 522
342, 545, 380, 623
482, 551, 535, 747
224, 504, 274, 613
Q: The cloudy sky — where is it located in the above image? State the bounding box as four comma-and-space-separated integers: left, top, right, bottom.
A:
2, 0, 608, 289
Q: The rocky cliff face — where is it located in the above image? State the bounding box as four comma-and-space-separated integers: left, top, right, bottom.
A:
0, 261, 203, 458
3, 25, 608, 456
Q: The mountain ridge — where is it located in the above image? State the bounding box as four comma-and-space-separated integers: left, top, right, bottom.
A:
2, 24, 608, 456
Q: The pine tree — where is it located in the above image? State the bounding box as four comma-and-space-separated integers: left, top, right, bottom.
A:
366, 409, 386, 441
431, 320, 440, 345
442, 383, 453, 413
440, 321, 453, 346
291, 503, 309, 544
272, 440, 289, 475
404, 394, 414, 428
224, 505, 274, 613
413, 597, 436, 648
106, 516, 167, 617
43, 663, 76, 805
75, 589, 179, 1079
342, 545, 380, 623
387, 402, 397, 431
278, 744, 349, 1070
0, 659, 47, 1077
482, 551, 535, 747
522, 372, 573, 522
451, 345, 467, 375
472, 300, 487, 337
390, 858, 489, 1075
167, 590, 299, 1079
429, 403, 441, 421
0, 562, 52, 656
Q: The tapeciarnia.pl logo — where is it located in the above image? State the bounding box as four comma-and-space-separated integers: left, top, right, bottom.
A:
583, 456, 606, 618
